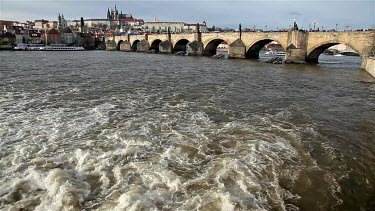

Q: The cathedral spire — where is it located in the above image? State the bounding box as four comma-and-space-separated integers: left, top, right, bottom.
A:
107, 7, 111, 20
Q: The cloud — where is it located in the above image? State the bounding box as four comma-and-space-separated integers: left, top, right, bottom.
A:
289, 11, 302, 17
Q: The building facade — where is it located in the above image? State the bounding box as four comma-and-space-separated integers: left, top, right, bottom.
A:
45, 28, 61, 44
143, 21, 208, 33
67, 20, 80, 28
0, 20, 16, 30
0, 31, 16, 49
329, 44, 355, 52
183, 22, 208, 33
34, 20, 58, 29
48, 21, 58, 29
27, 29, 42, 43
34, 19, 49, 29
85, 19, 111, 29
61, 27, 74, 45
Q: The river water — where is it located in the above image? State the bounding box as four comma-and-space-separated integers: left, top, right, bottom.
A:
0, 51, 374, 211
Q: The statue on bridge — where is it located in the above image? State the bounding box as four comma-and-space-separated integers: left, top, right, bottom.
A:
293, 21, 299, 31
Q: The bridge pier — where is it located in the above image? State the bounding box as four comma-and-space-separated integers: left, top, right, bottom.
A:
119, 41, 131, 51
187, 41, 203, 56
365, 58, 375, 78
285, 48, 307, 64
159, 41, 172, 54
136, 40, 150, 52
285, 30, 308, 64
228, 39, 246, 59
106, 40, 116, 51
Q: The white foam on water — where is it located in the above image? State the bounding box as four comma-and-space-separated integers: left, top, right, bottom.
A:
0, 89, 346, 211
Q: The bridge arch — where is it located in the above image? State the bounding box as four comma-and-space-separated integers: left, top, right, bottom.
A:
306, 42, 363, 64
246, 39, 286, 59
131, 40, 140, 52
150, 39, 163, 52
116, 40, 124, 51
203, 38, 228, 56
173, 39, 190, 52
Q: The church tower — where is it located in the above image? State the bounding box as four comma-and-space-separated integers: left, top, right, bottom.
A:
58, 13, 62, 28
111, 5, 118, 21
107, 4, 122, 20
115, 4, 118, 20
107, 7, 111, 20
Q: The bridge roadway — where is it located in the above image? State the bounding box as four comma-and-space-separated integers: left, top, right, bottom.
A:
106, 30, 375, 78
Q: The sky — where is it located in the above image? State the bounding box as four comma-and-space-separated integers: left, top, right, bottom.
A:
1, 0, 374, 30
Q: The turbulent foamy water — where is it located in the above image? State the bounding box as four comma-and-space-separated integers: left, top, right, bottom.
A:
1, 51, 375, 210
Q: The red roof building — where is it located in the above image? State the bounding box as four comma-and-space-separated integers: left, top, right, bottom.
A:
45, 28, 62, 44
0, 20, 16, 30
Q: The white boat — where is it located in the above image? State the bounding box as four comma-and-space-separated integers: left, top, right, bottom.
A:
14, 43, 84, 51
40, 44, 85, 51
14, 44, 26, 50
14, 43, 45, 51
276, 51, 286, 56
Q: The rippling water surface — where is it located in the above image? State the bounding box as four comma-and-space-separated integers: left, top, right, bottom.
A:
0, 51, 374, 210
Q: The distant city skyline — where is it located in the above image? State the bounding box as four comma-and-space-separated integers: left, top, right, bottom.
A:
1, 0, 374, 30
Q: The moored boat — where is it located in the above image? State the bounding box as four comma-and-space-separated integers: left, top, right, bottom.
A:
276, 51, 286, 56
264, 50, 272, 55
39, 44, 85, 51
14, 43, 84, 51
14, 43, 45, 51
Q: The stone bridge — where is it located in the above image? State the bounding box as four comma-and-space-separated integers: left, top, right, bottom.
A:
106, 30, 375, 77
